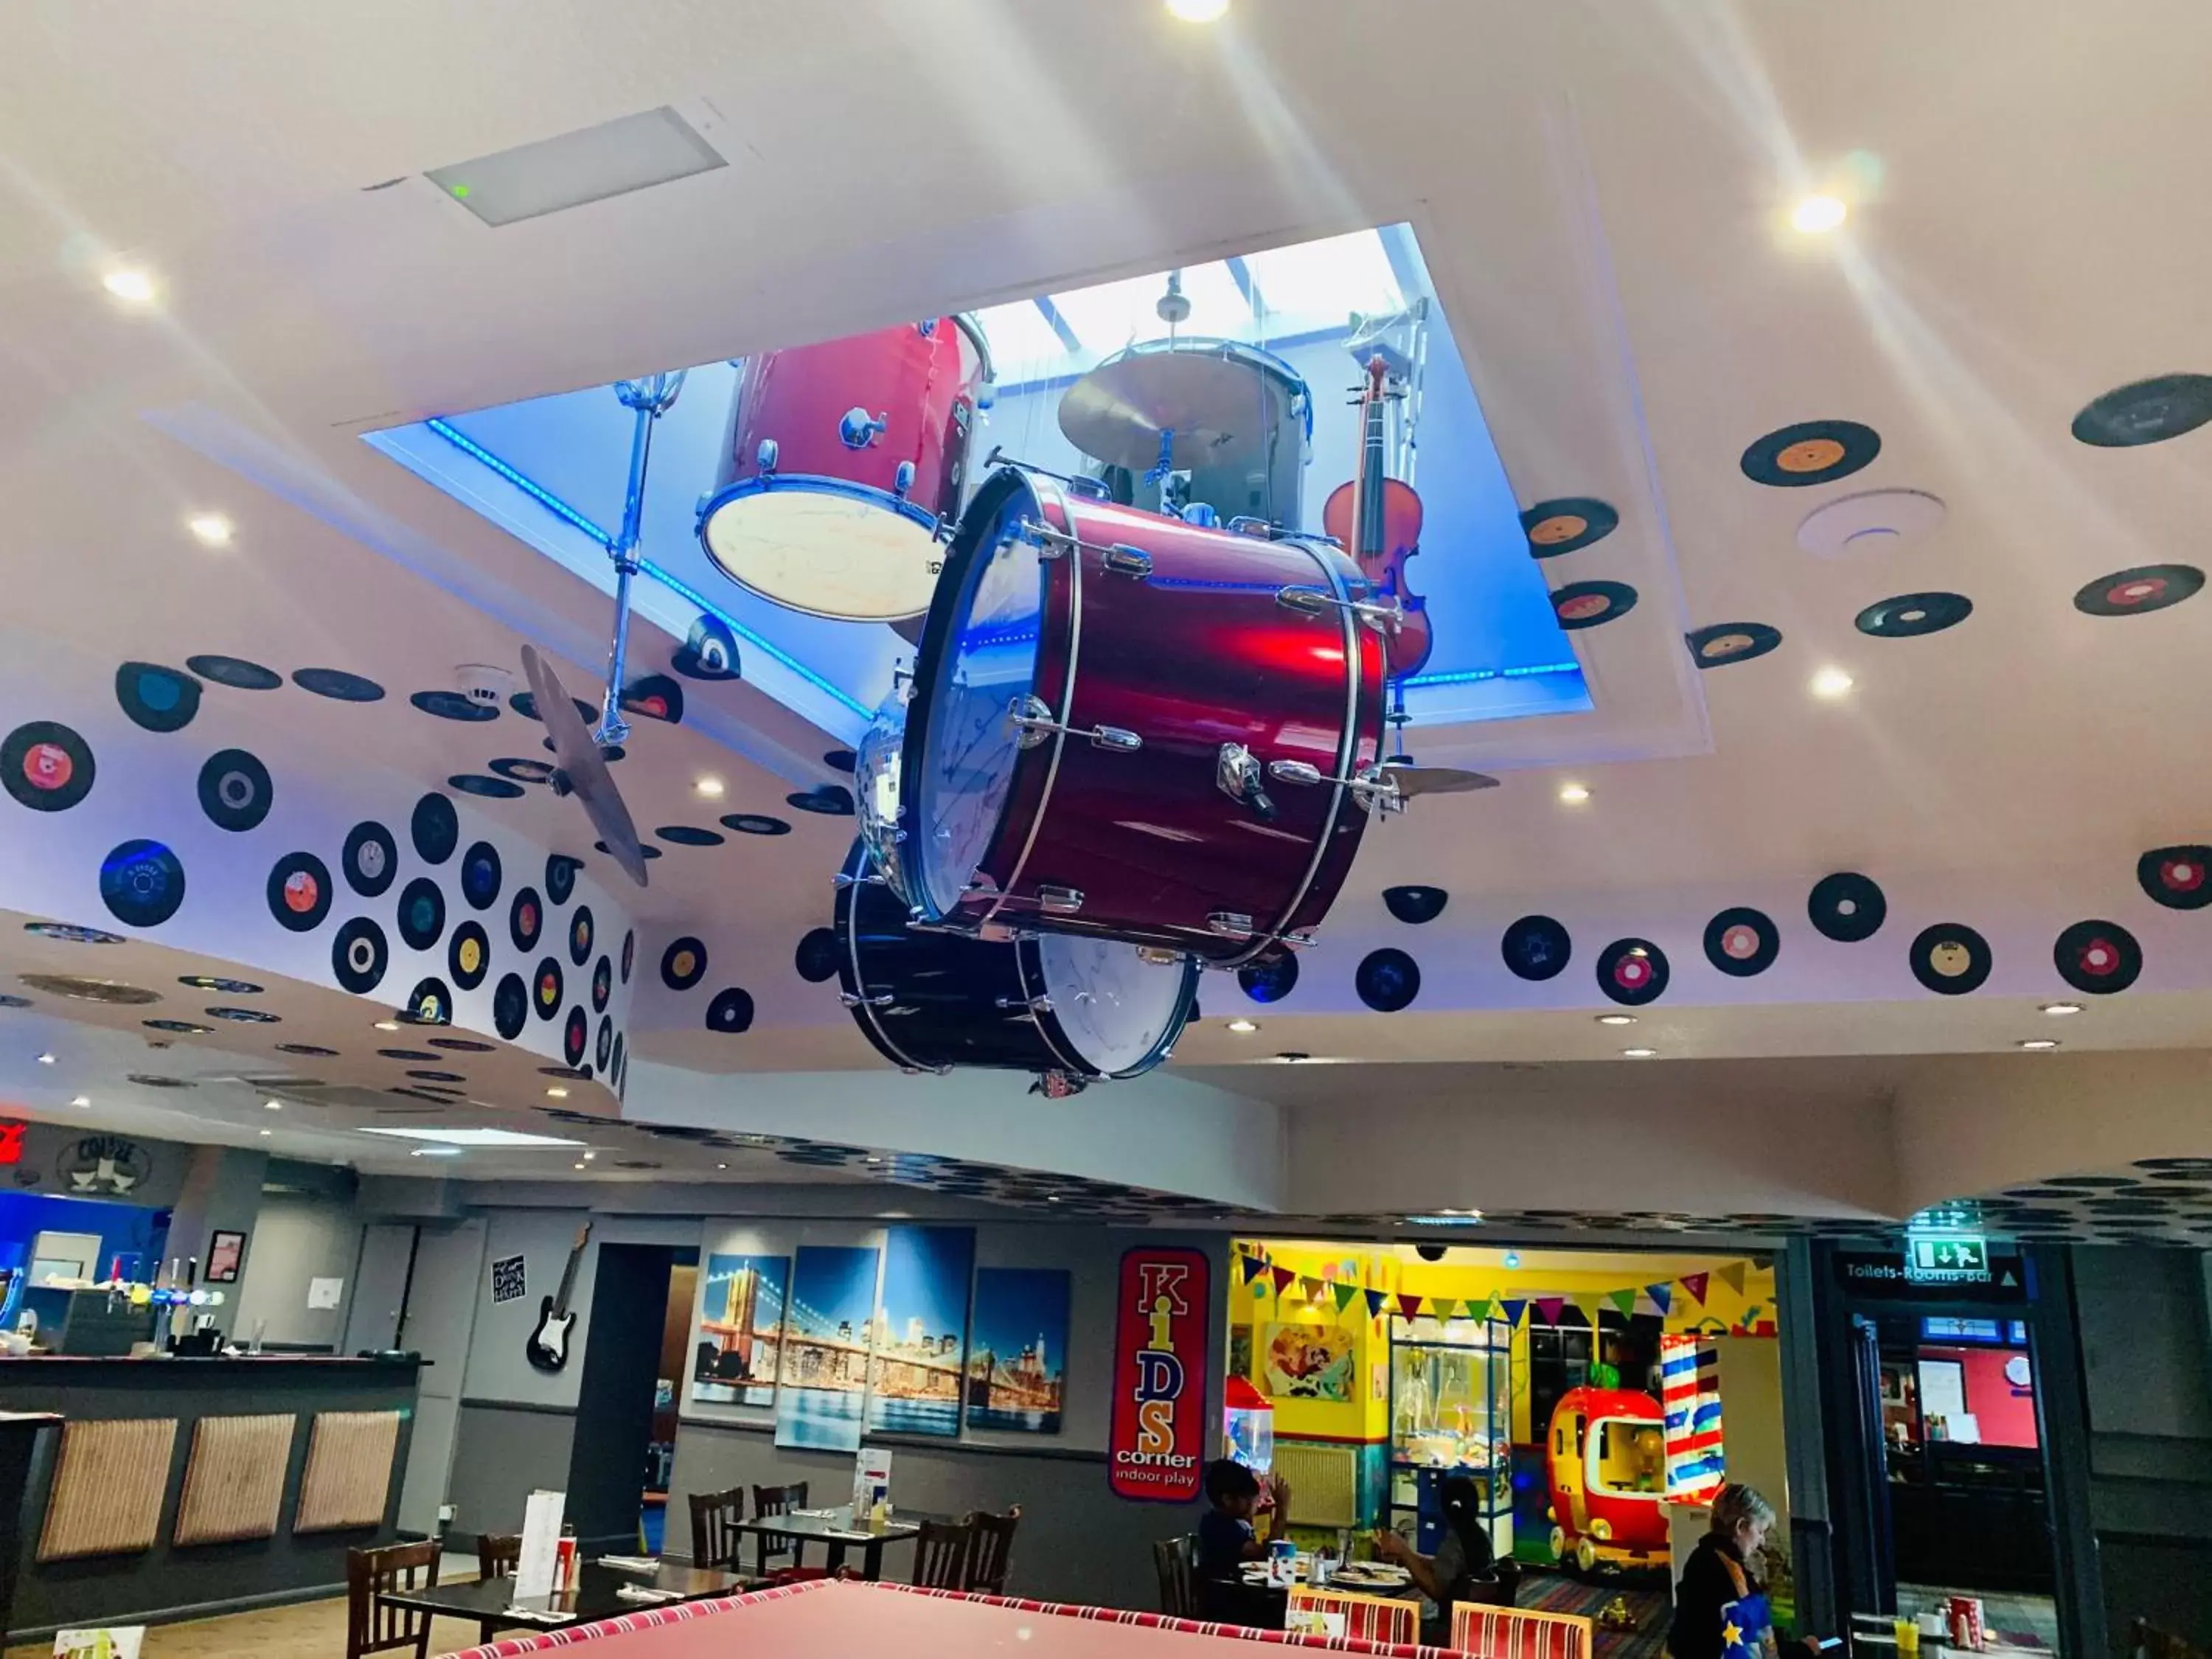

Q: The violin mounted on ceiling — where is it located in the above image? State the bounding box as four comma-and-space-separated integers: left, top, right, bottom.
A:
1324, 355, 1433, 679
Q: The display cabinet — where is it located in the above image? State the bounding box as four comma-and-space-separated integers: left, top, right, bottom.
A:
1387, 1314, 1514, 1559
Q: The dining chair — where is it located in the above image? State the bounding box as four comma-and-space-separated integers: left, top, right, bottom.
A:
346, 1539, 442, 1659
686, 1486, 747, 1571
1152, 1535, 1196, 1619
912, 1517, 975, 1589
750, 1481, 809, 1577
964, 1505, 1021, 1593
476, 1531, 521, 1582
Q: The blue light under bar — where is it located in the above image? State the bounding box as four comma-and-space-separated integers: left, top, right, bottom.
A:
1404, 661, 1582, 689
422, 418, 872, 720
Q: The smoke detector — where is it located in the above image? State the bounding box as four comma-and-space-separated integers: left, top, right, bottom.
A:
456, 664, 515, 709
1797, 489, 1947, 556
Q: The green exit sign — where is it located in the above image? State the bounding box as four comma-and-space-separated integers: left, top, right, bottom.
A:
1907, 1234, 1990, 1283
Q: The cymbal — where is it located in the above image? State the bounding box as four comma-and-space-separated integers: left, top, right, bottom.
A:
1381, 763, 1500, 799
1058, 347, 1279, 472
523, 645, 648, 889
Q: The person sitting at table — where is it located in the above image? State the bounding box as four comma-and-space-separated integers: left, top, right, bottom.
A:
1196, 1458, 1292, 1581
1670, 1482, 1781, 1659
1373, 1474, 1498, 1645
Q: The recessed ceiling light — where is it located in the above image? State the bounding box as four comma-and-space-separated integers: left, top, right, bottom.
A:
36, 1053, 55, 1065
1273, 1051, 1312, 1064
373, 1020, 400, 1032
262, 1099, 282, 1111
186, 514, 233, 548
1226, 1019, 1258, 1034
1622, 1047, 1658, 1058
1791, 194, 1848, 234
582, 1150, 596, 1161
362, 1127, 584, 1148
69, 1096, 89, 1107
258, 1127, 273, 1137
102, 266, 158, 305
1596, 1015, 1637, 1026
1165, 0, 1228, 19
545, 1086, 568, 1099
1046, 1194, 1062, 1203
695, 776, 726, 799
1809, 667, 1855, 700
411, 1147, 463, 1158
1558, 783, 1590, 804
2039, 1003, 2082, 1017
574, 1161, 586, 1171
2017, 1039, 2060, 1051
716, 1163, 728, 1171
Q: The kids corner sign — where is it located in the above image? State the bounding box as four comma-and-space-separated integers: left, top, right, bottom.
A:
1108, 1245, 1210, 1503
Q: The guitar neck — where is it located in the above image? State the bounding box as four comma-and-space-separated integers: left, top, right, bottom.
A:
550, 1233, 588, 1315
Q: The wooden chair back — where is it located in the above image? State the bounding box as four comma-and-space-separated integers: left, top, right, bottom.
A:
686, 1486, 745, 1571
965, 1504, 1021, 1593
1152, 1535, 1196, 1619
1450, 1602, 1596, 1659
913, 1517, 975, 1588
2135, 1620, 2209, 1659
475, 1531, 520, 1581
749, 1481, 809, 1575
347, 1539, 442, 1659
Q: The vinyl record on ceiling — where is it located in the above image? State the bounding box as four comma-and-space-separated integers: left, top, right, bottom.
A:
534, 956, 565, 1018
401, 976, 454, 1026
1237, 950, 1298, 1004
143, 1018, 209, 1033
568, 905, 594, 967
611, 1032, 626, 1088
2053, 919, 2142, 995
786, 785, 855, 816
823, 748, 858, 774
294, 668, 385, 703
1703, 907, 1779, 977
661, 936, 707, 991
620, 930, 635, 984
493, 973, 529, 1040
487, 757, 554, 785
1855, 592, 1973, 639
206, 1005, 279, 1023
673, 614, 742, 681
1808, 872, 1886, 942
197, 748, 273, 832
1354, 947, 1421, 1013
591, 956, 611, 1012
407, 1069, 465, 1084
563, 1006, 589, 1066
721, 813, 791, 837
429, 1036, 494, 1052
459, 841, 502, 910
411, 793, 459, 864
178, 975, 260, 994
1596, 937, 1669, 1006
596, 1015, 614, 1071
545, 855, 581, 905
794, 928, 840, 983
451, 775, 525, 800
410, 689, 496, 722
1739, 420, 1882, 487
22, 922, 122, 944
509, 691, 598, 726
275, 1042, 340, 1057
1910, 923, 1991, 995
332, 917, 389, 994
2070, 374, 2212, 448
114, 662, 202, 733
656, 825, 725, 847
2137, 844, 2212, 911
266, 851, 333, 932
1686, 623, 1783, 669
621, 674, 684, 725
1382, 886, 1448, 925
1550, 580, 1638, 630
594, 840, 659, 861
1520, 498, 1618, 557
1501, 914, 1572, 981
448, 920, 490, 991
706, 987, 755, 1034
186, 655, 282, 691
3, 721, 94, 813
2073, 564, 2205, 618
509, 886, 543, 950
342, 821, 398, 898
396, 877, 446, 952
100, 841, 186, 928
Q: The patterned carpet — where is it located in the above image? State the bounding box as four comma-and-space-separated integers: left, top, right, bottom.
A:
1518, 1568, 1674, 1659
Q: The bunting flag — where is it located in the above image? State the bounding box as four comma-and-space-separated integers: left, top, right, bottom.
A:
1607, 1288, 1638, 1317
1646, 1283, 1674, 1315
1300, 1276, 1326, 1303
1680, 1272, 1711, 1307
1567, 1295, 1595, 1325
1270, 1265, 1296, 1293
1498, 1298, 1528, 1328
1239, 1253, 1267, 1285
1464, 1295, 1492, 1322
1717, 1262, 1748, 1297
1364, 1288, 1389, 1319
1533, 1296, 1565, 1327
1332, 1281, 1360, 1313
1396, 1293, 1425, 1318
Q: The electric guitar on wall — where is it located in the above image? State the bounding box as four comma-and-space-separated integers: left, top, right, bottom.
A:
524, 1222, 591, 1374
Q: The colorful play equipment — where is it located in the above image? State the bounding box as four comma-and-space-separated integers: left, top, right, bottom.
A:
1543, 1385, 1669, 1573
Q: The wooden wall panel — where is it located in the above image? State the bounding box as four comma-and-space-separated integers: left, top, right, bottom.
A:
292, 1410, 400, 1534
37, 1417, 178, 1562
174, 1413, 296, 1546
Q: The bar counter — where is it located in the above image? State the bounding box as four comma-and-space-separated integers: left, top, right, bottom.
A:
0, 1353, 423, 1641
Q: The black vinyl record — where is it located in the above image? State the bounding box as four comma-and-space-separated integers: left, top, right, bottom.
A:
1355, 947, 1421, 1012
824, 748, 858, 774
534, 956, 565, 1018
100, 841, 185, 928
448, 920, 490, 991
1910, 923, 1991, 995
1855, 592, 1973, 639
294, 668, 384, 702
1686, 623, 1783, 668
596, 1015, 614, 1071
493, 973, 529, 1040
661, 936, 707, 991
402, 976, 454, 1026
568, 905, 594, 967
621, 930, 635, 984
1237, 950, 1299, 1004
563, 1006, 588, 1066
410, 689, 495, 721
673, 613, 742, 680
611, 1032, 627, 1089
591, 955, 612, 1012
721, 813, 791, 837
546, 854, 580, 905
786, 785, 856, 815
488, 757, 554, 785
267, 852, 333, 932
411, 793, 459, 864
595, 840, 659, 862
197, 748, 273, 832
794, 927, 840, 984
1382, 886, 1449, 925
451, 774, 524, 799
2053, 919, 2141, 995
1501, 915, 1572, 981
1520, 498, 1618, 557
510, 886, 543, 950
3, 721, 94, 812
186, 654, 282, 691
621, 673, 684, 724
2071, 374, 2212, 448
1808, 872, 1887, 942
706, 987, 755, 1034
397, 877, 446, 952
333, 917, 389, 994
178, 975, 260, 993
343, 821, 398, 898
2073, 563, 2204, 618
459, 841, 502, 910
114, 662, 202, 733
657, 825, 725, 847
1703, 907, 1779, 977
429, 1036, 494, 1053
1551, 580, 1638, 630
1596, 937, 1669, 1006
2138, 844, 2212, 911
1740, 420, 1882, 487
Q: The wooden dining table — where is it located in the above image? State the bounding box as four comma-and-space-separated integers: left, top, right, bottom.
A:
733, 1505, 953, 1581
380, 1558, 750, 1648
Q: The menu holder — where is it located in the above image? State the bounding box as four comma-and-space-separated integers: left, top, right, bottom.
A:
515, 1489, 566, 1599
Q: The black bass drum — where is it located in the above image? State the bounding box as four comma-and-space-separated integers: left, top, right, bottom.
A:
832, 840, 1195, 1080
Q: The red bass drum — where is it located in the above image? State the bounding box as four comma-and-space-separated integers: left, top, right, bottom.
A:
698, 316, 992, 622
896, 464, 1387, 966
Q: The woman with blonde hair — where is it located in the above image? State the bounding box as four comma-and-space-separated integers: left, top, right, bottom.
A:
1667, 1483, 1778, 1659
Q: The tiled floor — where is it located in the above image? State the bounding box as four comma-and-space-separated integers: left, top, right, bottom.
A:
1896, 1582, 2062, 1655
4, 1594, 488, 1658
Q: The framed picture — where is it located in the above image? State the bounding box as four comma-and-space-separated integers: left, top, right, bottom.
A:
205, 1231, 246, 1284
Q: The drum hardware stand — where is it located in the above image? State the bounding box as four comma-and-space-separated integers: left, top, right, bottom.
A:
1019, 521, 1155, 580
1215, 743, 1279, 823
983, 445, 1113, 500
594, 372, 689, 751
996, 994, 1055, 1016
1009, 695, 1143, 753
842, 990, 897, 1009
1276, 583, 1402, 633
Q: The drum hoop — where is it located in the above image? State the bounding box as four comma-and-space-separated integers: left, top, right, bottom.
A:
987, 471, 1083, 927
700, 473, 941, 529
1020, 941, 1201, 1080
837, 845, 929, 1073
1013, 936, 1091, 1077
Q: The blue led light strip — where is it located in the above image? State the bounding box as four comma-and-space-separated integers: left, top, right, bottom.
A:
1402, 661, 1583, 689
422, 417, 872, 720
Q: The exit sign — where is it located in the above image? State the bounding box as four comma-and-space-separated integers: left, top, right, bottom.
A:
1907, 1234, 1990, 1284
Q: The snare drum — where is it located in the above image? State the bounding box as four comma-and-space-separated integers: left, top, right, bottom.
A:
897, 464, 1386, 966
834, 841, 1197, 1079
698, 316, 993, 622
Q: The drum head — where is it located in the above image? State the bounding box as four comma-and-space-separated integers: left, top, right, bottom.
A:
701, 485, 939, 622
1036, 934, 1194, 1077
909, 477, 1047, 918
854, 689, 912, 902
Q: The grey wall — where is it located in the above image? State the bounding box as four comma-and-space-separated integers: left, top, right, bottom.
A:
448, 1401, 578, 1543
161, 1145, 266, 1337
229, 1192, 361, 1351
